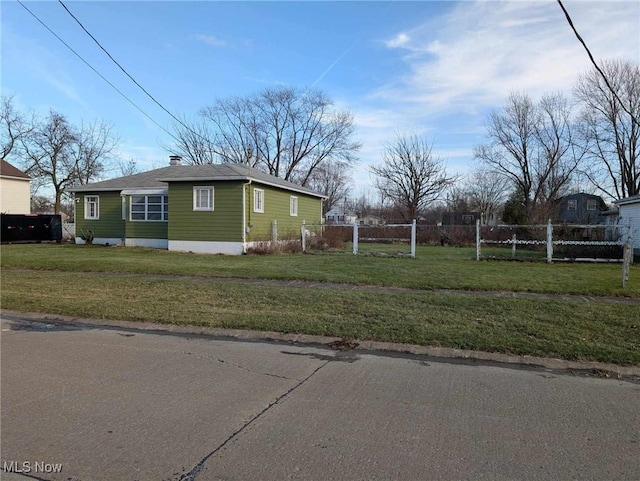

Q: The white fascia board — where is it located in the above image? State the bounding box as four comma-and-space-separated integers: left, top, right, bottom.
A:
121, 188, 168, 195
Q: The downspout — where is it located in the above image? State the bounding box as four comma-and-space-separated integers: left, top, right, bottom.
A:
242, 180, 252, 253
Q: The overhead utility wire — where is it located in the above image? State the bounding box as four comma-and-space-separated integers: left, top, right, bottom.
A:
57, 0, 196, 137
16, 0, 181, 143
556, 0, 639, 127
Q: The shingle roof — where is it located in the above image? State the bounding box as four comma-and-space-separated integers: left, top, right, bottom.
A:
0, 159, 30, 180
71, 163, 325, 198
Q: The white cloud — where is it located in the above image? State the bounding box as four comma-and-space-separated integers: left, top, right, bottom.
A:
372, 1, 640, 111
385, 32, 410, 48
195, 34, 227, 47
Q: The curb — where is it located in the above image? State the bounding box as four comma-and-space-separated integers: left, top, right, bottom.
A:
2, 309, 639, 380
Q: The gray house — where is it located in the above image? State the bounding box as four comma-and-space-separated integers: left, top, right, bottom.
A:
555, 193, 608, 224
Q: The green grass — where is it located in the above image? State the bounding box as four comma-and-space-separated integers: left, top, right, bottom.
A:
2, 269, 639, 364
1, 243, 638, 297
1, 243, 638, 365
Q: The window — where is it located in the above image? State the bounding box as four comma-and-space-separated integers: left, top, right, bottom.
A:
567, 199, 577, 211
290, 196, 298, 216
131, 195, 168, 221
254, 188, 264, 213
587, 199, 597, 211
84, 196, 99, 220
193, 187, 214, 211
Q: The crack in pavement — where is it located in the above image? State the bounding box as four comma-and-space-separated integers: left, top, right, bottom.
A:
183, 351, 295, 380
174, 360, 330, 481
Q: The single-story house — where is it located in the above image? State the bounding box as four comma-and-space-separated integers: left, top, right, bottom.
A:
325, 208, 358, 225
71, 159, 325, 255
555, 193, 608, 224
0, 159, 31, 214
613, 194, 640, 254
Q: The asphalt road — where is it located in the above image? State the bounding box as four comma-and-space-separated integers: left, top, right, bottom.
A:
1, 317, 639, 481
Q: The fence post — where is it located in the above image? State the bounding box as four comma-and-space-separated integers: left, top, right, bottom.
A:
622, 242, 632, 288
476, 219, 481, 261
301, 220, 306, 253
353, 222, 359, 255
546, 220, 553, 263
410, 219, 416, 258
512, 233, 517, 258
272, 219, 278, 243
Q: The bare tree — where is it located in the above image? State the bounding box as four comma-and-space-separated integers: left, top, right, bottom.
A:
474, 91, 583, 222
575, 59, 640, 199
118, 158, 139, 177
463, 167, 510, 224
20, 110, 118, 213
371, 134, 457, 221
73, 120, 119, 185
306, 160, 351, 213
171, 86, 361, 185
169, 114, 222, 165
0, 95, 32, 159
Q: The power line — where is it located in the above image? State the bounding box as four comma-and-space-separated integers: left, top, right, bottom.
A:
556, 0, 639, 127
15, 0, 182, 144
57, 0, 197, 137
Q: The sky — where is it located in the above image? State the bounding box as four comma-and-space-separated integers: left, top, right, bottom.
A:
2, 0, 639, 199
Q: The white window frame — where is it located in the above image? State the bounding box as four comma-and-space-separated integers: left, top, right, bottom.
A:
567, 199, 577, 211
290, 196, 298, 216
130, 195, 168, 222
254, 188, 264, 213
193, 186, 214, 211
84, 195, 99, 220
587, 199, 597, 211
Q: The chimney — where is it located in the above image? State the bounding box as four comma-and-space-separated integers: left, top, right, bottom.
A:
169, 155, 182, 166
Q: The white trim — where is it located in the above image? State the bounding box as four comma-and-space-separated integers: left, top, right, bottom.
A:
121, 188, 168, 195
125, 238, 169, 249
169, 240, 244, 255
193, 186, 214, 211
75, 237, 122, 246
290, 195, 298, 216
254, 188, 264, 213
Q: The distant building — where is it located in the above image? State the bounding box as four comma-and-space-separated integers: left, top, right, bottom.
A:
0, 159, 31, 214
325, 208, 358, 224
555, 193, 608, 224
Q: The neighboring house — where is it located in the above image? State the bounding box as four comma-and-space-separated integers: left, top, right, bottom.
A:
71, 160, 325, 255
325, 208, 357, 224
613, 195, 640, 254
555, 193, 608, 224
0, 159, 31, 214
358, 215, 384, 226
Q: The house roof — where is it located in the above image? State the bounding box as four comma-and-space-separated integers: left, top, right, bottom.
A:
71, 163, 326, 198
0, 159, 30, 180
613, 194, 640, 206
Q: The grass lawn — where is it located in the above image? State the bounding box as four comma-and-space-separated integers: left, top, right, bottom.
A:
1, 243, 638, 296
1, 244, 638, 364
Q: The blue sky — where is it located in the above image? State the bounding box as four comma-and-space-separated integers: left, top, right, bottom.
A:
2, 1, 639, 197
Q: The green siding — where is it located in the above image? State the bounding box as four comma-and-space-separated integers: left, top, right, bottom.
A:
247, 184, 322, 242
75, 191, 125, 239
168, 182, 244, 242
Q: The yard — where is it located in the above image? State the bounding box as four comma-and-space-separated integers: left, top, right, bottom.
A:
1, 243, 638, 364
